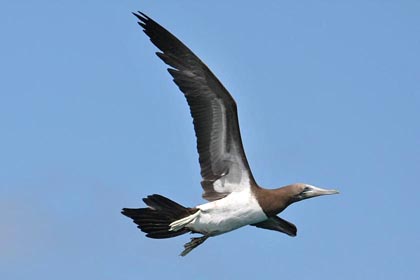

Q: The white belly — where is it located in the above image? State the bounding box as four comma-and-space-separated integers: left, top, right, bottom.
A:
187, 188, 268, 236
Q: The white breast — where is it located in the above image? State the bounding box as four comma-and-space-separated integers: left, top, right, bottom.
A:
187, 187, 268, 236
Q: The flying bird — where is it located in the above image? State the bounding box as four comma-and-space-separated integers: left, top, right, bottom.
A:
122, 12, 339, 256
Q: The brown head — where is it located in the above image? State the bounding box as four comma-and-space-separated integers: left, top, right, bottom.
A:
254, 183, 339, 216
286, 183, 339, 203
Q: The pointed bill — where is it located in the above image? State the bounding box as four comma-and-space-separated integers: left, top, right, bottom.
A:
303, 184, 340, 198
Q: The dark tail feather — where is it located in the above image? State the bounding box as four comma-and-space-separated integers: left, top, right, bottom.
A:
122, 194, 197, 239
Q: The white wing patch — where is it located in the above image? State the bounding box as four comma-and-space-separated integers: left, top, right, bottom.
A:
212, 167, 250, 194
201, 98, 252, 198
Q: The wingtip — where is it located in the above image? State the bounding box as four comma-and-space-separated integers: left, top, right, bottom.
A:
138, 11, 149, 19
132, 11, 149, 24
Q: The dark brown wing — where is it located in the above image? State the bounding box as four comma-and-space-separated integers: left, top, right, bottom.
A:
251, 216, 297, 237
134, 12, 256, 201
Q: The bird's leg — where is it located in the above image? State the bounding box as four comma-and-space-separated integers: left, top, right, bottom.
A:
180, 235, 209, 256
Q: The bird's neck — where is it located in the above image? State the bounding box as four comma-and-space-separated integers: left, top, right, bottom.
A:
252, 186, 294, 217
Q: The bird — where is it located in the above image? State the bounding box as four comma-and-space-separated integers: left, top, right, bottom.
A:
122, 12, 339, 257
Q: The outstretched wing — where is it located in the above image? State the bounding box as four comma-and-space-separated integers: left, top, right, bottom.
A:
134, 12, 256, 201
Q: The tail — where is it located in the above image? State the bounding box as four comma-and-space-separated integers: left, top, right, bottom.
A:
122, 194, 198, 239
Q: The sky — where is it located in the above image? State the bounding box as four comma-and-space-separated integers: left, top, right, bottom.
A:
1, 1, 419, 279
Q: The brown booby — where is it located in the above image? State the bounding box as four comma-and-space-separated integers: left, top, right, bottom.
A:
122, 12, 339, 256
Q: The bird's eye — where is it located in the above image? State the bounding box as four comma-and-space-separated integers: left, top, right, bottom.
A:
302, 186, 311, 193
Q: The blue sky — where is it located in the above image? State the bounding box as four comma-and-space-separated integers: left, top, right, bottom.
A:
1, 1, 419, 279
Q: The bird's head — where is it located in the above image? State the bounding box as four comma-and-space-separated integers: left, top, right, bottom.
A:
258, 183, 339, 216
288, 183, 339, 204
